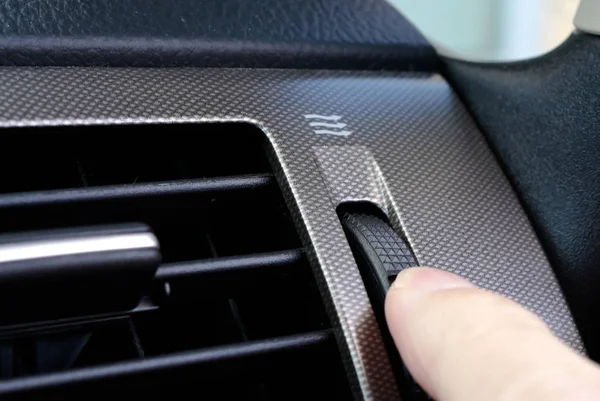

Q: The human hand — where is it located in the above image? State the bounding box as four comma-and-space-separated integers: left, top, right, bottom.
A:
385, 267, 600, 401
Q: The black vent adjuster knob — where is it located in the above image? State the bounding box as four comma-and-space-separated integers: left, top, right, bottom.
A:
341, 211, 431, 401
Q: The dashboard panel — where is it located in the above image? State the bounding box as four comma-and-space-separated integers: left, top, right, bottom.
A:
0, 0, 436, 70
0, 67, 583, 400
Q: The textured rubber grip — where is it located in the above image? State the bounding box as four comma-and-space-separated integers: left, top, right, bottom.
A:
342, 212, 418, 278
341, 211, 430, 401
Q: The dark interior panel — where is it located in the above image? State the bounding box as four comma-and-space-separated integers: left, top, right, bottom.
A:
445, 33, 600, 360
0, 0, 437, 70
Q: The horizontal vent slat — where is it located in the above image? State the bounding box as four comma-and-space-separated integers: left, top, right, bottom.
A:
0, 174, 274, 208
0, 250, 308, 336
0, 123, 354, 399
155, 249, 305, 281
0, 331, 333, 397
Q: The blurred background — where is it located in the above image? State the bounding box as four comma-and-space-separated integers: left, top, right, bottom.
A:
389, 0, 580, 62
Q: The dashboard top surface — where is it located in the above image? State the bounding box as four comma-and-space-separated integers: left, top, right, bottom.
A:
0, 0, 436, 70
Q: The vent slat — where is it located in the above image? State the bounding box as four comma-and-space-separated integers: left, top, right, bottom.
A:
0, 123, 353, 400
0, 331, 333, 397
155, 249, 305, 281
0, 250, 307, 337
0, 174, 274, 209
153, 249, 310, 302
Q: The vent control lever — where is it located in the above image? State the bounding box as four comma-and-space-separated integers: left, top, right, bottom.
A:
340, 210, 431, 401
0, 223, 161, 325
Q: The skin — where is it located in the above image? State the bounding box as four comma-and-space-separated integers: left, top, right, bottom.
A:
385, 267, 600, 401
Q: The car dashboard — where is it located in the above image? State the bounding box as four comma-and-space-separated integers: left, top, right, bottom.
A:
0, 0, 595, 400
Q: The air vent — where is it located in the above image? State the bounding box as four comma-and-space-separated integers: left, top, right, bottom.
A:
0, 124, 353, 400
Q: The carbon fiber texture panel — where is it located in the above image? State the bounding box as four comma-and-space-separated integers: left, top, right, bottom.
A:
0, 68, 584, 400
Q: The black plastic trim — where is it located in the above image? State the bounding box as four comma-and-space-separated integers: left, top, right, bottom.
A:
0, 37, 438, 71
0, 174, 274, 208
0, 331, 333, 396
0, 0, 436, 70
156, 249, 305, 280
444, 33, 600, 360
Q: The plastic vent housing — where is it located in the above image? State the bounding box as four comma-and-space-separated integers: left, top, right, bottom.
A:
0, 124, 353, 400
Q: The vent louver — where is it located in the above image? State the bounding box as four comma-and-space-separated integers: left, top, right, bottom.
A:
0, 124, 353, 400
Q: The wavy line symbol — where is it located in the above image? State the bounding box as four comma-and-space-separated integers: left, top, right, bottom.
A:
304, 114, 352, 137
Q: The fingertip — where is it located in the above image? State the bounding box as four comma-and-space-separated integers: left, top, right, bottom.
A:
389, 267, 474, 292
385, 267, 476, 397
384, 267, 600, 401
385, 267, 472, 342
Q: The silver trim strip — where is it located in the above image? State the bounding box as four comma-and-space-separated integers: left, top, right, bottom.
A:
0, 233, 159, 264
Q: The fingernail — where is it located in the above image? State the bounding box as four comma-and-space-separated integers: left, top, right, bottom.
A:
391, 267, 473, 292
